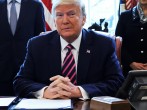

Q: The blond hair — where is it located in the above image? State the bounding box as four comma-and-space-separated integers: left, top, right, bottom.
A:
51, 0, 86, 17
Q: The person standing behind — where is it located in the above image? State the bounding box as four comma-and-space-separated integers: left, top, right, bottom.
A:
13, 0, 124, 99
115, 0, 147, 78
0, 0, 46, 96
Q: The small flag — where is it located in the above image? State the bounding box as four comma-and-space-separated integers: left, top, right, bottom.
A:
125, 0, 137, 10
40, 0, 56, 31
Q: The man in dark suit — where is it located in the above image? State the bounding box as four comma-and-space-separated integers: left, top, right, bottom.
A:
0, 0, 46, 96
13, 0, 124, 99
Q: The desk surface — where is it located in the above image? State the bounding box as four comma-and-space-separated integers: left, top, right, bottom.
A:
72, 99, 131, 110
0, 97, 133, 110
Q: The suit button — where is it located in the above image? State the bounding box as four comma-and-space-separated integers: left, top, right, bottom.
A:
141, 51, 144, 53
141, 27, 143, 30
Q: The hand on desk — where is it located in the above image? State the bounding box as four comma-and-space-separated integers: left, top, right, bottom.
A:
43, 75, 82, 99
130, 62, 147, 70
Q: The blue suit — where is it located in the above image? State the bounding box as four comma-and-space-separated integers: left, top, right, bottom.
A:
13, 29, 124, 98
0, 0, 46, 95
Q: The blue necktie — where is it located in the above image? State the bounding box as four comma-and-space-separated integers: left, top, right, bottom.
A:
10, 0, 17, 35
62, 44, 77, 85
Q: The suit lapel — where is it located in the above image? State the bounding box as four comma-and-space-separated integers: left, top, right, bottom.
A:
1, 0, 12, 35
15, 0, 28, 34
47, 32, 62, 76
77, 30, 92, 84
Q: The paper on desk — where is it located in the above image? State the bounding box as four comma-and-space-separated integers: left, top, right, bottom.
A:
0, 97, 16, 106
14, 98, 72, 109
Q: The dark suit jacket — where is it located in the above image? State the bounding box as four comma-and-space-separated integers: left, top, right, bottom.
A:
13, 29, 124, 98
0, 0, 45, 95
115, 7, 147, 77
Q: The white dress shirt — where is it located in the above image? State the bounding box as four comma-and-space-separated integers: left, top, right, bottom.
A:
7, 0, 21, 23
60, 32, 81, 70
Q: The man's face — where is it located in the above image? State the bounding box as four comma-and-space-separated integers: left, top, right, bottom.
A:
54, 4, 86, 43
139, 0, 147, 5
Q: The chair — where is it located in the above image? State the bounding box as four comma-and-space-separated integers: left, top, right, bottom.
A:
95, 31, 122, 64
115, 36, 122, 64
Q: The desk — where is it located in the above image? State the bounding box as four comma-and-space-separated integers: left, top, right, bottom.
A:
73, 99, 131, 110
73, 100, 90, 110
11, 99, 91, 110
0, 97, 133, 110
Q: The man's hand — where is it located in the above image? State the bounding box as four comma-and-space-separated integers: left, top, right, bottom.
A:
43, 84, 63, 99
43, 75, 82, 99
43, 75, 70, 99
143, 63, 147, 70
57, 81, 82, 98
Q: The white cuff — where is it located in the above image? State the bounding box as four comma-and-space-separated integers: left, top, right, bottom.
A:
78, 86, 89, 100
33, 86, 48, 99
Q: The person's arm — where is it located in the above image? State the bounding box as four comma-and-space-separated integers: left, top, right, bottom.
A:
13, 38, 46, 98
115, 14, 125, 37
34, 1, 46, 35
115, 12, 134, 66
80, 38, 124, 98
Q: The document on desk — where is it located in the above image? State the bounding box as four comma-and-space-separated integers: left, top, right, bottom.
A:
0, 97, 16, 108
13, 98, 73, 110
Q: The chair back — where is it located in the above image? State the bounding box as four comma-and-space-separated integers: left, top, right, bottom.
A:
115, 36, 122, 64
95, 31, 122, 64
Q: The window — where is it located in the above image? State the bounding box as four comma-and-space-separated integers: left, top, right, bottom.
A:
84, 0, 120, 35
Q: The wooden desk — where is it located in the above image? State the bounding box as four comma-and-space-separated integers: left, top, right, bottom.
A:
73, 99, 131, 110
0, 97, 132, 110
73, 100, 90, 110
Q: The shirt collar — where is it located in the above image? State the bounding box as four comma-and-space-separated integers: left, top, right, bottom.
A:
60, 31, 82, 52
7, 0, 21, 4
